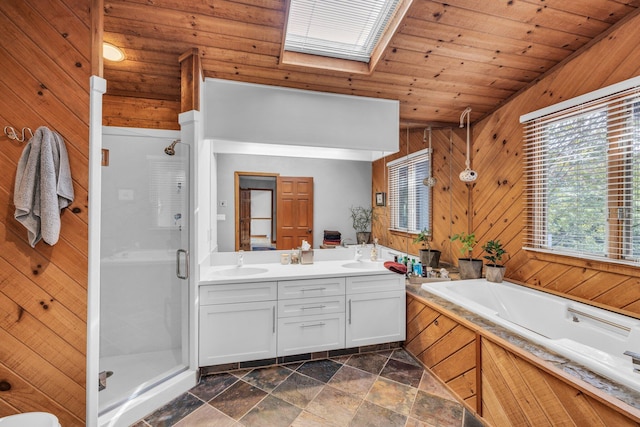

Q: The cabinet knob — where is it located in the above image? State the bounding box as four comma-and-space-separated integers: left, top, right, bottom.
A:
0, 381, 11, 391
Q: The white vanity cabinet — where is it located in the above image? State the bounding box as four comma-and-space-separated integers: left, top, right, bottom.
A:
277, 277, 346, 356
199, 281, 277, 366
198, 270, 406, 367
346, 275, 406, 347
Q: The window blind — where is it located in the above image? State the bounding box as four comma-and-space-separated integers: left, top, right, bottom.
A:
522, 82, 640, 263
284, 0, 400, 63
387, 149, 430, 233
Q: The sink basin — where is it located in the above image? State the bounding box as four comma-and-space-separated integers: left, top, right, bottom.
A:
342, 261, 386, 270
215, 267, 268, 276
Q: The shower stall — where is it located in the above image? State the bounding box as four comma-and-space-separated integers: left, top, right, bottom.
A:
98, 128, 191, 419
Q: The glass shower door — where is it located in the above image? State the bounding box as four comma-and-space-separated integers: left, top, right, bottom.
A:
98, 133, 190, 414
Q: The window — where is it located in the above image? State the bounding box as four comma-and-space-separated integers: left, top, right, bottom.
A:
387, 149, 430, 233
281, 0, 412, 74
284, 0, 400, 63
521, 77, 640, 263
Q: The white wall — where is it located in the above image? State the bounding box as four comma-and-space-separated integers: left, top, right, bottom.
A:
204, 78, 399, 154
216, 153, 372, 252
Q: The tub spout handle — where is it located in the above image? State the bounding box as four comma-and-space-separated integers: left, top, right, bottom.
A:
624, 350, 640, 373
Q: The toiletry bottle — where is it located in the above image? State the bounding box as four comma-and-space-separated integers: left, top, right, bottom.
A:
414, 261, 422, 277
370, 238, 378, 261
406, 258, 413, 276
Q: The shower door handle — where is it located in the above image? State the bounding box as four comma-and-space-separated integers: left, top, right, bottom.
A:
176, 249, 189, 280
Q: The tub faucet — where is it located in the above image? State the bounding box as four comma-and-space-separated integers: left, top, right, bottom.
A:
237, 250, 244, 266
624, 350, 640, 373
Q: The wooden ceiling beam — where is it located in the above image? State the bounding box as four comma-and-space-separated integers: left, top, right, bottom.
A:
179, 48, 203, 112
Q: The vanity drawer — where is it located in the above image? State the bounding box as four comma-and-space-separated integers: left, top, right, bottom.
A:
199, 281, 277, 305
346, 275, 404, 295
278, 295, 345, 318
277, 313, 345, 356
278, 277, 345, 299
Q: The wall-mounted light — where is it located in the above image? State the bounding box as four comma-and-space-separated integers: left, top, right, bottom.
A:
103, 42, 125, 62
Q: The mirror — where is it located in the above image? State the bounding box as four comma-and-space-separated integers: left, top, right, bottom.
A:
216, 153, 373, 252
213, 128, 459, 257
371, 125, 458, 266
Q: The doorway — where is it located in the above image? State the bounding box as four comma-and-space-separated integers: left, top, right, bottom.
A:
235, 173, 314, 250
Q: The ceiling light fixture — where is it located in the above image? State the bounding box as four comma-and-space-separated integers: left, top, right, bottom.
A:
103, 42, 125, 62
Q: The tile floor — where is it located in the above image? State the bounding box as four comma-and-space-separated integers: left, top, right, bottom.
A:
131, 349, 483, 427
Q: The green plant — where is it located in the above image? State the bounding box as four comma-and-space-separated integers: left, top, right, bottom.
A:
349, 206, 376, 232
413, 228, 432, 251
482, 239, 506, 266
450, 232, 477, 258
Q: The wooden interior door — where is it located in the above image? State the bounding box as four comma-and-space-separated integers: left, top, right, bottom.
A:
276, 177, 314, 250
239, 188, 251, 251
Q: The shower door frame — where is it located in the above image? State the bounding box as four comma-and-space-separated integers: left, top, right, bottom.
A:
87, 79, 198, 427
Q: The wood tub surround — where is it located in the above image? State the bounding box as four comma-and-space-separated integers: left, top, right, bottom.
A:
405, 286, 640, 427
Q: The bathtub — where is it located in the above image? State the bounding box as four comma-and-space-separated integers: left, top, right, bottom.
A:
420, 279, 640, 393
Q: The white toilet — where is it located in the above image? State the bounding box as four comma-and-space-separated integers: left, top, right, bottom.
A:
0, 412, 61, 427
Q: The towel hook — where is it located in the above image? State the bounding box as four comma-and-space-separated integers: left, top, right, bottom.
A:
4, 126, 33, 142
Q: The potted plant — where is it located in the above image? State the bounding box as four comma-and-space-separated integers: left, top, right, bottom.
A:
350, 206, 376, 244
450, 232, 483, 279
482, 239, 507, 283
413, 228, 441, 268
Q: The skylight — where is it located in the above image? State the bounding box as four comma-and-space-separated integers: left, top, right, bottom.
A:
284, 0, 401, 64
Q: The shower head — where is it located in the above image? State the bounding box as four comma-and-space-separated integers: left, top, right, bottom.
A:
458, 107, 477, 182
164, 140, 179, 156
423, 176, 437, 187
459, 168, 478, 182
459, 107, 472, 128
423, 126, 437, 187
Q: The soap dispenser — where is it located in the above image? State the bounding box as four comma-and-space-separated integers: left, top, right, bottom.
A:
370, 238, 378, 261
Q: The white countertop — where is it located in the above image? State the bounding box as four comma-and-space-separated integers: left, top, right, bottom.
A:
200, 259, 398, 284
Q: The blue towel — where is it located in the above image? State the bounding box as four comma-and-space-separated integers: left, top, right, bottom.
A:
14, 126, 74, 247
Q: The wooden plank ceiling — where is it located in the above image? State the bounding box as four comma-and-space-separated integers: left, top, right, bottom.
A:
103, 0, 640, 126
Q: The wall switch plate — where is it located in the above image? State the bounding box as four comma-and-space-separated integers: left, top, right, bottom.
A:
217, 214, 226, 221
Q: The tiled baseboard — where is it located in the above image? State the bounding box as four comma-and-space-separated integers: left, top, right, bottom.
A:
200, 342, 403, 376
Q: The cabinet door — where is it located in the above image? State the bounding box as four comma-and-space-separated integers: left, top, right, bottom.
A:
199, 301, 276, 366
346, 291, 406, 347
278, 313, 345, 356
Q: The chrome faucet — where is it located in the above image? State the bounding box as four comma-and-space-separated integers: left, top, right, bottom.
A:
354, 246, 362, 261
624, 350, 640, 373
237, 250, 244, 266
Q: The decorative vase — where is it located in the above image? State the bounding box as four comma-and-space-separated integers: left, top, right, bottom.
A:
419, 249, 441, 268
356, 232, 371, 245
485, 265, 505, 283
458, 258, 483, 279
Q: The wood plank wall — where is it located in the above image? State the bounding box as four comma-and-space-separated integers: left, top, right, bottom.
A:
0, 1, 90, 425
376, 12, 640, 318
469, 11, 640, 317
